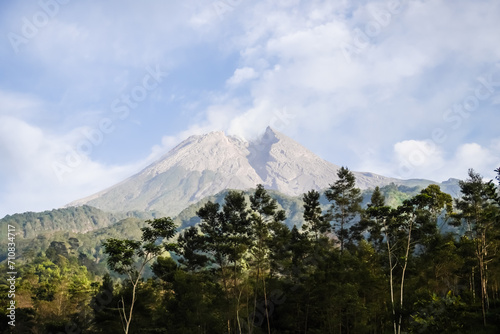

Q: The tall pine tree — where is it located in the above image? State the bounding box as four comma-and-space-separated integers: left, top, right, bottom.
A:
325, 167, 363, 254
452, 169, 500, 326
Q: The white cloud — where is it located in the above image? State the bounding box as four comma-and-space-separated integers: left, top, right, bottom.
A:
392, 139, 446, 180
208, 0, 500, 178
226, 67, 258, 86
0, 115, 150, 217
0, 90, 44, 121
390, 139, 500, 182
450, 143, 499, 178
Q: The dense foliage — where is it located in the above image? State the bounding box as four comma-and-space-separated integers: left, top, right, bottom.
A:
0, 205, 162, 260
2, 168, 500, 333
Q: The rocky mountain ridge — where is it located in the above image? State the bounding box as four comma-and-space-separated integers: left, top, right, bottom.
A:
66, 127, 448, 215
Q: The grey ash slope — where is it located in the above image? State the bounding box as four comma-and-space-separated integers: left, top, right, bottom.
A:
67, 127, 448, 216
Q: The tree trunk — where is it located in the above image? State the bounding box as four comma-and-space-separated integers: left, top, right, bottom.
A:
252, 262, 261, 333
340, 196, 346, 254
234, 262, 243, 334
383, 219, 397, 334
483, 232, 490, 310
477, 234, 488, 326
121, 272, 141, 334
398, 218, 413, 334
304, 292, 310, 334
471, 267, 476, 303
218, 258, 231, 334
124, 281, 138, 334
262, 276, 271, 334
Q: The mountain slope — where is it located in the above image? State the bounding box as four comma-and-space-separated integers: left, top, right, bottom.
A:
0, 205, 160, 240
66, 127, 442, 215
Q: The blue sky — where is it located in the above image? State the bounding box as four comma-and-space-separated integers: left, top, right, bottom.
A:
1, 0, 499, 217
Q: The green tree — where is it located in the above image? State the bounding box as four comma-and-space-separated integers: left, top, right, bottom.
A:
361, 186, 400, 333
162, 269, 226, 333
452, 169, 500, 326
248, 184, 286, 334
177, 226, 210, 272
194, 190, 252, 334
394, 185, 452, 333
5, 244, 99, 333
91, 273, 119, 333
325, 167, 363, 254
410, 291, 466, 334
102, 217, 177, 334
152, 255, 178, 283
359, 184, 452, 334
302, 189, 330, 241
419, 184, 453, 228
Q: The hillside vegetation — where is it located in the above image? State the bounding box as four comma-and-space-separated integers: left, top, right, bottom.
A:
1, 168, 499, 333
0, 183, 452, 264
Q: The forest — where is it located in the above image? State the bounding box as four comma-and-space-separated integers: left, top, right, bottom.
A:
1, 167, 500, 334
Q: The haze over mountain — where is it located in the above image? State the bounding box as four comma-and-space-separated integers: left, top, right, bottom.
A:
67, 127, 445, 215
